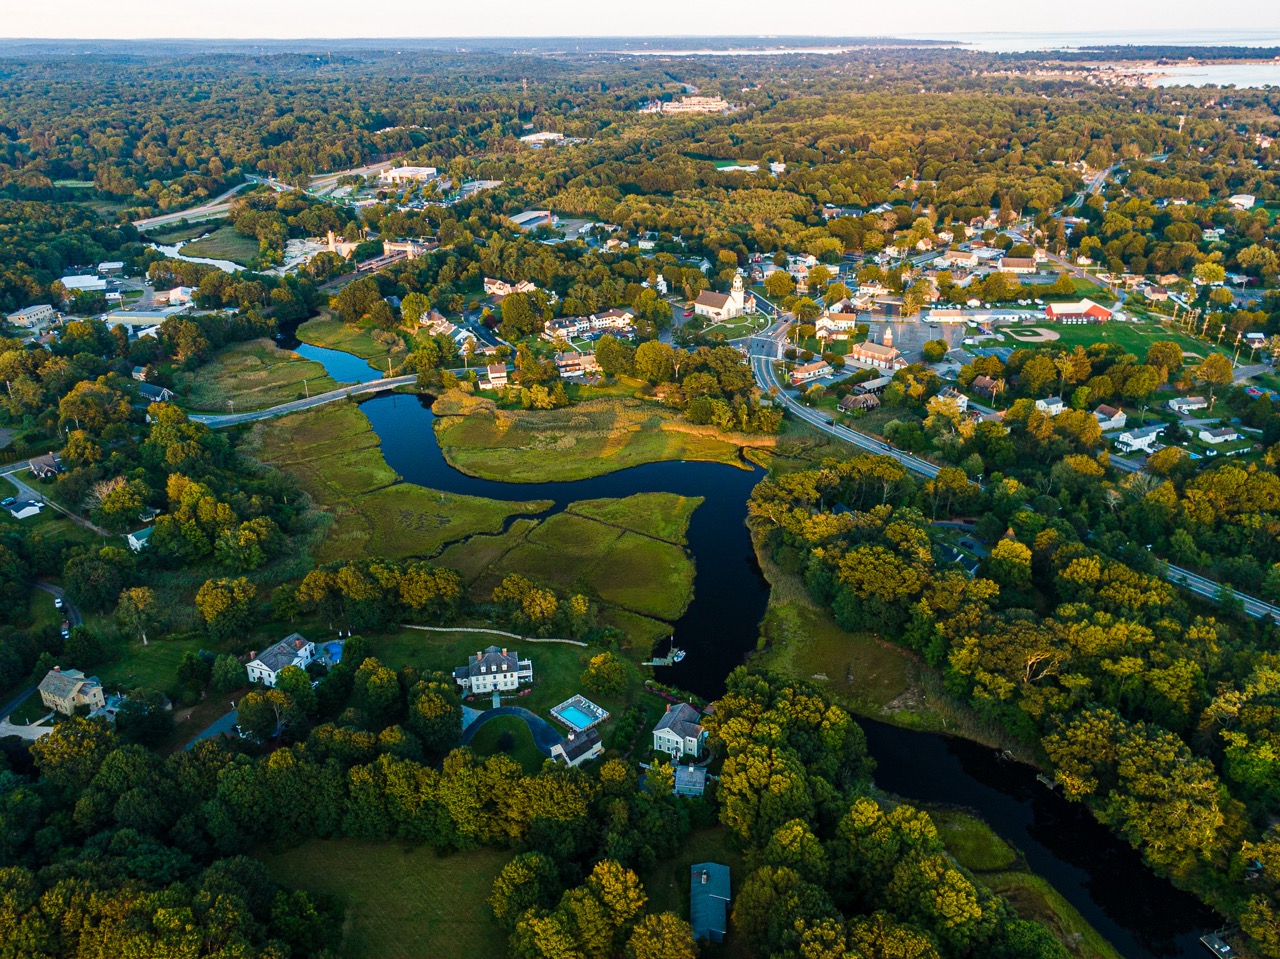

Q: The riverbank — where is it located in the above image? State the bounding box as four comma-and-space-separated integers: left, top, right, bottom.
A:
432, 390, 773, 483
177, 338, 339, 412
296, 312, 408, 368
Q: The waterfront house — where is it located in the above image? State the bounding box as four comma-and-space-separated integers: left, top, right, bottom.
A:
453, 646, 534, 695
653, 702, 706, 759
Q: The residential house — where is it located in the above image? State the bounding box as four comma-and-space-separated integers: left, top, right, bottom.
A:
1093, 404, 1127, 431
483, 277, 538, 297
839, 393, 880, 412
1044, 299, 1112, 323
1035, 396, 1065, 416
28, 453, 62, 480
690, 863, 731, 943
790, 360, 833, 385
6, 501, 42, 520
551, 728, 603, 768
453, 645, 534, 695
970, 374, 1000, 397
1199, 426, 1241, 445
246, 633, 316, 687
1229, 194, 1256, 210
137, 383, 176, 404
555, 352, 601, 377
486, 364, 509, 389
997, 257, 1037, 274
126, 527, 153, 551
1145, 285, 1170, 302
673, 764, 708, 798
853, 375, 893, 395
1169, 396, 1209, 414
653, 702, 707, 759
693, 274, 754, 322
1116, 424, 1165, 454
131, 365, 152, 382
937, 386, 969, 413
6, 304, 55, 328
38, 667, 106, 716
542, 309, 635, 341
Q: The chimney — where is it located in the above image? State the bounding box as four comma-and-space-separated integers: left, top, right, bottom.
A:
700, 871, 708, 884
53, 666, 61, 672
295, 639, 302, 650
477, 651, 482, 662
501, 648, 507, 657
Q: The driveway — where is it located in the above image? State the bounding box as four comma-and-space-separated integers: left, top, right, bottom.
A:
34, 581, 82, 628
185, 709, 238, 749
460, 705, 562, 756
1, 465, 110, 536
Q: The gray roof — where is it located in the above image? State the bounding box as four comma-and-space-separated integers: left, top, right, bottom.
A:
251, 633, 309, 675
137, 383, 174, 401
39, 668, 98, 700
556, 727, 602, 762
690, 863, 730, 940
455, 645, 520, 681
674, 765, 707, 792
655, 702, 703, 740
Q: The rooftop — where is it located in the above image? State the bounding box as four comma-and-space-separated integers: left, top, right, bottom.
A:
250, 633, 310, 675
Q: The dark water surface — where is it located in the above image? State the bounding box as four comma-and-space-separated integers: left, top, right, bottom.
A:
354, 388, 1216, 959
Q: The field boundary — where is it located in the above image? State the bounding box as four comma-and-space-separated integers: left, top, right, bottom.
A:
400, 624, 588, 646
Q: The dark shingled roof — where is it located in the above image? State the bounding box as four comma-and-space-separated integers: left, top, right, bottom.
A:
655, 702, 703, 740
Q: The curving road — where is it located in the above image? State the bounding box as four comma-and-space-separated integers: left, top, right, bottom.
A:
132, 181, 255, 230
189, 375, 417, 427
1164, 563, 1280, 620
751, 354, 941, 478
1, 464, 110, 535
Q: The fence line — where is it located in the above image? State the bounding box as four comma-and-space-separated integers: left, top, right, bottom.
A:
400, 624, 588, 647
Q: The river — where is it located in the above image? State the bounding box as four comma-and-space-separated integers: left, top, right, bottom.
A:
298, 339, 1220, 958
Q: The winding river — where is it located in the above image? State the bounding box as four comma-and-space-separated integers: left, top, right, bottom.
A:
296, 336, 1220, 959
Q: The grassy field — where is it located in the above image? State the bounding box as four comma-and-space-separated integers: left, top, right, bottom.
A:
1014, 318, 1219, 364
433, 393, 765, 483
248, 403, 550, 564
177, 339, 338, 412
466, 715, 547, 773
297, 313, 408, 367
261, 840, 512, 959
929, 810, 1121, 959
641, 827, 749, 957
182, 225, 259, 265
0, 501, 102, 550
565, 493, 701, 545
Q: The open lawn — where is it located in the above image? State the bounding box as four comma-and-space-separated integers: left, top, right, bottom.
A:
1013, 319, 1216, 363
182, 225, 259, 265
0, 505, 102, 550
260, 840, 512, 959
466, 715, 546, 773
433, 392, 764, 483
96, 635, 206, 693
297, 313, 409, 366
248, 403, 550, 564
177, 338, 338, 412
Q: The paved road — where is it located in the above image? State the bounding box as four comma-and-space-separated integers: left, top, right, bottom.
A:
1164, 563, 1280, 620
0, 465, 110, 536
751, 354, 941, 478
189, 375, 417, 427
34, 581, 82, 628
460, 705, 562, 756
185, 709, 239, 750
132, 181, 254, 229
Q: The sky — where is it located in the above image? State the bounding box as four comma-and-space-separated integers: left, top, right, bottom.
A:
5, 0, 1280, 41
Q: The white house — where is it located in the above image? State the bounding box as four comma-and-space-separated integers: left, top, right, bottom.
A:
937, 250, 979, 269
551, 728, 604, 768
1093, 404, 1127, 431
1116, 424, 1165, 454
937, 386, 970, 413
484, 277, 537, 297
790, 360, 833, 385
694, 273, 754, 322
1229, 194, 1256, 210
6, 500, 43, 520
453, 645, 533, 695
652, 702, 707, 760
125, 527, 153, 551
486, 364, 509, 389
1035, 396, 1065, 416
246, 633, 315, 687
1169, 396, 1209, 414
1199, 426, 1241, 445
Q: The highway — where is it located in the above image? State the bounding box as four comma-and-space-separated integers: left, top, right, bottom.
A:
1164, 562, 1280, 620
189, 375, 417, 427
132, 181, 254, 229
750, 354, 941, 478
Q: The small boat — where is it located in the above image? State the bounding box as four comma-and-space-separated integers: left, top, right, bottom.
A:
1200, 933, 1236, 958
672, 648, 686, 663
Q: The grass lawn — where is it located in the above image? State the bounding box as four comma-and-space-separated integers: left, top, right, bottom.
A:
6, 695, 52, 725
297, 313, 409, 367
96, 635, 206, 692
1017, 319, 1214, 362
248, 403, 551, 564
181, 225, 259, 265
260, 840, 512, 959
0, 502, 102, 550
177, 338, 339, 412
466, 715, 547, 773
433, 392, 765, 483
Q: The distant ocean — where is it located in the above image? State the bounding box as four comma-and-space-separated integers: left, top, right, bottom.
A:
914, 29, 1280, 52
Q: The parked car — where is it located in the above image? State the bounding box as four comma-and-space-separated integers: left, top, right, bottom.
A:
54, 597, 64, 609
684, 309, 694, 317
0, 497, 13, 508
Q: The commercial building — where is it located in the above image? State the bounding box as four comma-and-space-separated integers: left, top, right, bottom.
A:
690, 864, 731, 942
791, 360, 833, 385
379, 166, 438, 184
1044, 299, 1112, 323
7, 304, 56, 328
640, 95, 733, 114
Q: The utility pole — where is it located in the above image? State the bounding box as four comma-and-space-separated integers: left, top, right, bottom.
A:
303, 379, 309, 399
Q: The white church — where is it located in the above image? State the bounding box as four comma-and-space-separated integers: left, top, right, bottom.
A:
693, 272, 756, 322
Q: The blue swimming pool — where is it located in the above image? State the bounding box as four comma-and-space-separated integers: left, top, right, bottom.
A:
556, 705, 595, 730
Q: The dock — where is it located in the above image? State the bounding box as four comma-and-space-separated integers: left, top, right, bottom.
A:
642, 646, 685, 667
